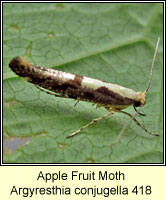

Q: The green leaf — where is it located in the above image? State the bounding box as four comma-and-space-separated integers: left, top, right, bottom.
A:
3, 3, 163, 163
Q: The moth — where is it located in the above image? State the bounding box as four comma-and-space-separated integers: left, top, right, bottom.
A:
9, 37, 160, 138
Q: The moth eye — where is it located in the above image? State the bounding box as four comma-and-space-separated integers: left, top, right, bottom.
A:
134, 101, 141, 107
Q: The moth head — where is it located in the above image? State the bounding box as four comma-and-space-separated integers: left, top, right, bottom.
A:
134, 92, 146, 107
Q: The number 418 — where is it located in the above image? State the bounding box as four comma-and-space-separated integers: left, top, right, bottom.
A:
132, 186, 152, 195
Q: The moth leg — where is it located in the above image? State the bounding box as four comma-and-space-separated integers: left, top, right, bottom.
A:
118, 110, 159, 136
105, 107, 116, 114
66, 112, 113, 139
74, 99, 80, 107
35, 85, 64, 98
113, 109, 159, 143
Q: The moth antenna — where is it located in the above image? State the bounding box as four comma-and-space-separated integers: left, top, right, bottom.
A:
144, 37, 160, 94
